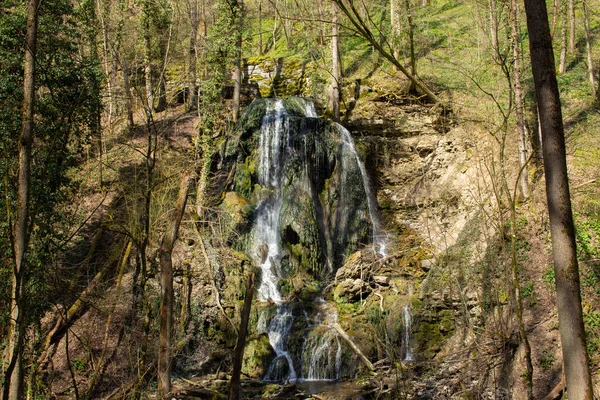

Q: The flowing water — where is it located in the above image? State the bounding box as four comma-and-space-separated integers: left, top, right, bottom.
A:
402, 286, 414, 361
248, 98, 398, 382
337, 125, 388, 257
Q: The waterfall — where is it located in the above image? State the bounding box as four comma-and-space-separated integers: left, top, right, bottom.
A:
402, 285, 414, 361
248, 98, 388, 382
263, 303, 298, 382
337, 125, 388, 257
301, 299, 343, 381
255, 100, 287, 302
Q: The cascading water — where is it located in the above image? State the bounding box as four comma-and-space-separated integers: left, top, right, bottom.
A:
337, 126, 388, 257
245, 97, 389, 382
402, 285, 414, 361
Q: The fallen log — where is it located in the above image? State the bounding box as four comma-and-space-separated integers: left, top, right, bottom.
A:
332, 323, 375, 372
542, 372, 566, 400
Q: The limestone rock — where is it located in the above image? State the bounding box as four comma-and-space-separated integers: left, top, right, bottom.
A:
334, 278, 369, 301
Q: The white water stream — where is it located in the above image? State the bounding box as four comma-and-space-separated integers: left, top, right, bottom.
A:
252, 98, 394, 382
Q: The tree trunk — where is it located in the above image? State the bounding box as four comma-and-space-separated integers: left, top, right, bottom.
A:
582, 1, 596, 99
232, 0, 243, 122
228, 272, 255, 400
511, 0, 529, 199
332, 0, 443, 106
258, 0, 263, 54
523, 0, 595, 397
404, 0, 416, 91
568, 0, 575, 53
3, 1, 38, 398
559, 2, 568, 74
158, 174, 191, 399
143, 1, 154, 112
121, 57, 135, 131
551, 0, 559, 36
390, 0, 400, 60
188, 0, 199, 110
329, 12, 340, 121
490, 0, 499, 56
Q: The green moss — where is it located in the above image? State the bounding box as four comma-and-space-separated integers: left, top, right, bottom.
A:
242, 335, 275, 378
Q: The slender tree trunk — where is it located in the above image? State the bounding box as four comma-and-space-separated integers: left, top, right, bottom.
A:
390, 0, 400, 61
568, 0, 575, 53
329, 12, 340, 121
228, 272, 255, 400
188, 0, 199, 110
158, 174, 191, 399
523, 0, 594, 397
559, 1, 568, 74
3, 1, 39, 399
332, 0, 443, 106
143, 1, 154, 111
232, 0, 243, 122
258, 0, 263, 54
582, 1, 596, 99
552, 0, 559, 36
490, 0, 500, 57
98, 0, 115, 128
121, 57, 135, 130
511, 0, 529, 199
404, 0, 416, 91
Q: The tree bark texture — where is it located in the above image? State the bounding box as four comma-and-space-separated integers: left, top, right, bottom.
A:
523, 0, 594, 397
228, 272, 255, 400
158, 173, 191, 399
232, 0, 243, 122
3, 1, 39, 398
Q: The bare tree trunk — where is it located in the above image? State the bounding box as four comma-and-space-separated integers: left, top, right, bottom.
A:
568, 0, 575, 53
143, 1, 154, 111
490, 0, 500, 57
329, 12, 340, 121
390, 0, 400, 61
228, 272, 255, 400
559, 2, 568, 74
121, 57, 135, 130
523, 0, 595, 397
583, 1, 596, 99
510, 0, 529, 199
551, 0, 559, 36
98, 0, 115, 128
332, 0, 443, 106
258, 0, 263, 54
404, 0, 416, 90
3, 1, 38, 399
232, 0, 243, 122
188, 0, 199, 110
157, 174, 191, 399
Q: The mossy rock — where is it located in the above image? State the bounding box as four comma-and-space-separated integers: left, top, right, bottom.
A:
220, 192, 251, 241
242, 334, 275, 378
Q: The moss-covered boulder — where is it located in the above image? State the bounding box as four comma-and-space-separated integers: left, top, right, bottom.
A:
242, 334, 276, 378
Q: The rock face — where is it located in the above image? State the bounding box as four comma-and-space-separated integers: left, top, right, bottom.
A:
221, 97, 387, 381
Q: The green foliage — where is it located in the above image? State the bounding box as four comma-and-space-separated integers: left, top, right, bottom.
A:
543, 267, 555, 286
536, 350, 555, 371
583, 306, 600, 355
0, 0, 101, 328
521, 282, 534, 298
